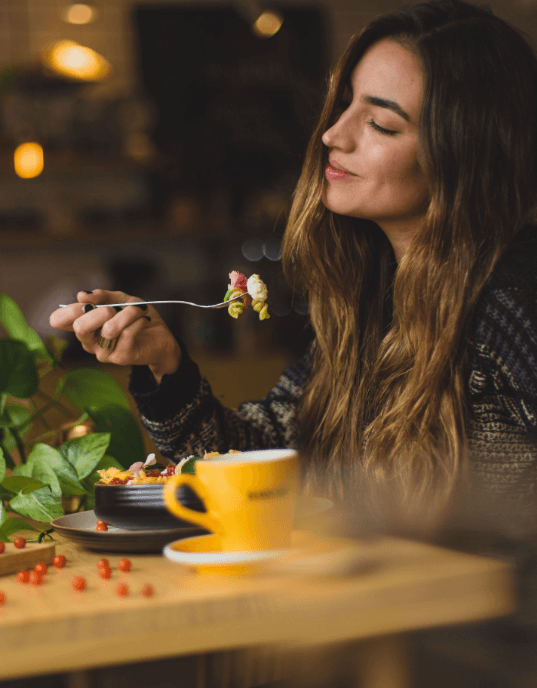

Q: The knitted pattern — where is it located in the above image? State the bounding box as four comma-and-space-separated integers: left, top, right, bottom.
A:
129, 228, 537, 536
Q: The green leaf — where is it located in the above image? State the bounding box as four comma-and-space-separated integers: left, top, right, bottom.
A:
59, 367, 130, 413
0, 501, 7, 525
0, 450, 5, 484
25, 444, 89, 497
46, 336, 69, 363
180, 457, 199, 475
1, 475, 45, 494
0, 340, 39, 398
16, 453, 62, 498
10, 485, 64, 522
0, 403, 32, 429
0, 517, 39, 537
89, 405, 145, 469
59, 432, 111, 480
0, 293, 51, 361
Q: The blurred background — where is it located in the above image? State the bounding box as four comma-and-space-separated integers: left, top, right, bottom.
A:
0, 0, 536, 408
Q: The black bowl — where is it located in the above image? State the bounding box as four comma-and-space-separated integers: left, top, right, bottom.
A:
94, 482, 207, 531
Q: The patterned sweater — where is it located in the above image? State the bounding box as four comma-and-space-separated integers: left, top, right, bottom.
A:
130, 227, 537, 542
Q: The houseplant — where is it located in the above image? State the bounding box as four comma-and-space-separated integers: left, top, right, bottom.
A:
0, 293, 146, 542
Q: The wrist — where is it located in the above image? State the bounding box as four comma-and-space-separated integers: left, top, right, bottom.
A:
149, 340, 182, 385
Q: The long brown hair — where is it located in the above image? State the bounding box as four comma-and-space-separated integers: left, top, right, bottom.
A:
283, 0, 537, 525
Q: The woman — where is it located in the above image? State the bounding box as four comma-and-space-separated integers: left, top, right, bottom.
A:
50, 0, 537, 536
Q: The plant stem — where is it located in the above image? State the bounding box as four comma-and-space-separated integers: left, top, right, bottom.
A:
9, 425, 26, 463
29, 399, 51, 431
3, 409, 26, 463
0, 440, 14, 469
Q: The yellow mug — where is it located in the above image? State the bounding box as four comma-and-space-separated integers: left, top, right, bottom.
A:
163, 448, 299, 551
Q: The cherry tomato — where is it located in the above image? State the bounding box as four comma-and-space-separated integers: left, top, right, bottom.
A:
13, 537, 26, 549
72, 576, 86, 592
96, 522, 108, 531
53, 555, 66, 569
17, 570, 29, 584
0, 592, 5, 605
29, 570, 42, 586
0, 542, 5, 554
141, 584, 154, 598
97, 558, 110, 569
98, 566, 112, 580
118, 558, 131, 572
34, 562, 48, 575
116, 582, 129, 597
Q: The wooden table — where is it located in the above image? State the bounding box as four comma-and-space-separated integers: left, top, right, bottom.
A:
0, 532, 513, 688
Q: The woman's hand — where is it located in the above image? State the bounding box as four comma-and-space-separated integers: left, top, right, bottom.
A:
49, 290, 182, 384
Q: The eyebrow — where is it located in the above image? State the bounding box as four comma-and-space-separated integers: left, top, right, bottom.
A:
362, 95, 411, 123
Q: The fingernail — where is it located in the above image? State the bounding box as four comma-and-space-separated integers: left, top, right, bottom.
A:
82, 290, 94, 294
143, 315, 151, 321
113, 306, 123, 313
83, 304, 94, 313
134, 303, 148, 311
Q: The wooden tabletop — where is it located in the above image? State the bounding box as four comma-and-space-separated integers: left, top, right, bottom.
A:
0, 530, 514, 682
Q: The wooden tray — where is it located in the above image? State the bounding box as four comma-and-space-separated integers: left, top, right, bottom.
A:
0, 540, 56, 576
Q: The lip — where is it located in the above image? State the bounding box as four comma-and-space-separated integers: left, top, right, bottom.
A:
326, 160, 354, 180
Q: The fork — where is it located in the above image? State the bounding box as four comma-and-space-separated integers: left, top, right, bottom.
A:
59, 294, 245, 310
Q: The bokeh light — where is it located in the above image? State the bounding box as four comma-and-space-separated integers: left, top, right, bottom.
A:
61, 4, 98, 25
42, 40, 111, 82
241, 238, 264, 262
14, 143, 44, 179
263, 239, 282, 261
253, 11, 284, 38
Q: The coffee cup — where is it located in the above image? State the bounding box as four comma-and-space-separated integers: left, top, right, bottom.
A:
163, 448, 299, 551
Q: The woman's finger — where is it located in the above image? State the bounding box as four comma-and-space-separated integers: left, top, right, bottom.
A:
99, 302, 152, 340
96, 314, 152, 365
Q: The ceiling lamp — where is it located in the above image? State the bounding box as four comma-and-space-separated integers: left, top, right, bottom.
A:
252, 10, 284, 38
42, 41, 111, 82
61, 4, 98, 25
14, 143, 44, 179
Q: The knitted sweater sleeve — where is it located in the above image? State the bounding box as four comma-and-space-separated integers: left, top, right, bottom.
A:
128, 344, 310, 462
465, 238, 537, 540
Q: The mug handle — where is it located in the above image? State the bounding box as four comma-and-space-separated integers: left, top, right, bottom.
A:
163, 474, 221, 533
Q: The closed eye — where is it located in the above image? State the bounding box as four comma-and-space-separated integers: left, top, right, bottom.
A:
368, 120, 398, 136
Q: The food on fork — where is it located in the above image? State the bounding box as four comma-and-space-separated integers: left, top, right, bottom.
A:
224, 271, 269, 320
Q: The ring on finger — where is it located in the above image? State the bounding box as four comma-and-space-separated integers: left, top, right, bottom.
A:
98, 334, 118, 352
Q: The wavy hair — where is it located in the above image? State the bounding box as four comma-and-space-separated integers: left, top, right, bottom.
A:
282, 0, 537, 526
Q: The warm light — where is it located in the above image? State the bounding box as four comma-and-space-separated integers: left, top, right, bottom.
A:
252, 11, 284, 38
61, 4, 98, 25
42, 40, 110, 82
14, 143, 44, 179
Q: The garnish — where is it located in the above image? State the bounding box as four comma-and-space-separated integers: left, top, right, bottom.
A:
116, 582, 129, 597
72, 576, 86, 592
53, 555, 66, 568
118, 558, 131, 572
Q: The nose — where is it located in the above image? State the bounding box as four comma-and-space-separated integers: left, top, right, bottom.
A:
322, 111, 354, 151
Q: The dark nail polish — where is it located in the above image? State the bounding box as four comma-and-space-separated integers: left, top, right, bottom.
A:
83, 304, 94, 313
143, 315, 151, 321
134, 303, 148, 311
114, 306, 123, 313
82, 291, 94, 294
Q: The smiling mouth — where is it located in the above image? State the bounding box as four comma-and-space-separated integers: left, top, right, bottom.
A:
328, 159, 354, 175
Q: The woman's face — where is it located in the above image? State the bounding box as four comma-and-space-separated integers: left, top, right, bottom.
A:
322, 39, 429, 249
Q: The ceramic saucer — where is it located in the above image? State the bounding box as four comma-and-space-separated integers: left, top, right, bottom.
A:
163, 530, 330, 574
51, 511, 204, 553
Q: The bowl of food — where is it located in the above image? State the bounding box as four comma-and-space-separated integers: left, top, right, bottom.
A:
94, 453, 208, 530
